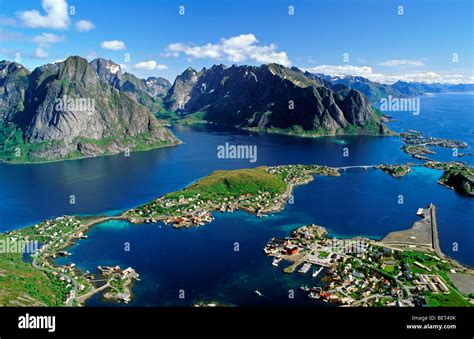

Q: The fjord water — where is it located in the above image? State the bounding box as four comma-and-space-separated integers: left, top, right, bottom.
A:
2, 93, 473, 306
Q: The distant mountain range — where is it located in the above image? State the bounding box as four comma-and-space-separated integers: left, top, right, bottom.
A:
315, 75, 474, 102
1, 56, 472, 163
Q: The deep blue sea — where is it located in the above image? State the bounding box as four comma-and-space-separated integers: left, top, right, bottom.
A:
1, 93, 473, 306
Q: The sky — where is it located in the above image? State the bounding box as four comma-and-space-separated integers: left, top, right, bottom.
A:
0, 0, 472, 84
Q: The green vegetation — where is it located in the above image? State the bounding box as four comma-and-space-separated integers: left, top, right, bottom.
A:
377, 164, 411, 177
0, 122, 66, 163
382, 265, 396, 273
0, 233, 67, 306
166, 167, 287, 201
424, 287, 471, 307
163, 111, 208, 125
0, 122, 178, 164
127, 164, 339, 226
0, 215, 140, 306
318, 251, 329, 259
439, 166, 473, 196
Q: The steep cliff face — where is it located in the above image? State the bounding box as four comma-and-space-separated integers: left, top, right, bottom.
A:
165, 67, 200, 111
0, 61, 30, 121
145, 76, 171, 97
89, 58, 170, 113
166, 63, 388, 136
0, 56, 178, 162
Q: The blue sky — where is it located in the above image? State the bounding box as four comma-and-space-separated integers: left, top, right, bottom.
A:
0, 0, 472, 83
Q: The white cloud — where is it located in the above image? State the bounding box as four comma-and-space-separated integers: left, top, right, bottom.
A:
32, 33, 64, 47
307, 65, 374, 77
75, 19, 95, 32
17, 0, 70, 30
100, 40, 126, 51
34, 47, 48, 59
165, 33, 291, 66
378, 59, 424, 67
134, 60, 168, 71
305, 64, 473, 84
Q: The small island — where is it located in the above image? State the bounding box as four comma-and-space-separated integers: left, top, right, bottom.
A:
400, 130, 468, 162
376, 164, 412, 177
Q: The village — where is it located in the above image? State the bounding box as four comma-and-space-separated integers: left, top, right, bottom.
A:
124, 164, 340, 228
263, 222, 473, 307
6, 215, 140, 306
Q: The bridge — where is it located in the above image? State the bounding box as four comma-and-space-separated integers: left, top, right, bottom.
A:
335, 165, 378, 171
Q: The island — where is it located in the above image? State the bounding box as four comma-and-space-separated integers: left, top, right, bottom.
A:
400, 130, 468, 162
124, 165, 340, 227
424, 162, 474, 196
375, 164, 412, 177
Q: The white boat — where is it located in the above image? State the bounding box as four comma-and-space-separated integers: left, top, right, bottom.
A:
272, 256, 282, 267
254, 290, 263, 297
312, 266, 324, 278
300, 285, 310, 292
298, 262, 311, 274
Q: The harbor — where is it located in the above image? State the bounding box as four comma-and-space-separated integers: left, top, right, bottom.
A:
263, 210, 474, 306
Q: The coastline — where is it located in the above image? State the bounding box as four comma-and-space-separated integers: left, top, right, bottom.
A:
264, 207, 473, 306
1, 161, 472, 306
0, 139, 182, 166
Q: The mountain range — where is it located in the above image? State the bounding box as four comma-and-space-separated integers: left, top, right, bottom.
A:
0, 56, 178, 162
1, 56, 472, 163
164, 63, 389, 136
317, 75, 474, 102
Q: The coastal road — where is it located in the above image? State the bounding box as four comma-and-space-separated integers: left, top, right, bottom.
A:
31, 216, 111, 306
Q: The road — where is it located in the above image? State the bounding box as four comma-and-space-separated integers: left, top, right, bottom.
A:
31, 216, 111, 306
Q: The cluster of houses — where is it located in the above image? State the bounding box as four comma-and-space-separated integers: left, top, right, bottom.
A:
97, 265, 139, 280
264, 223, 457, 307
97, 265, 140, 303
129, 185, 285, 227
264, 237, 300, 256
413, 274, 450, 294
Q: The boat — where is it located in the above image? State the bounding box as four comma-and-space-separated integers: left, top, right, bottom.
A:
308, 292, 319, 299
299, 285, 310, 292
272, 256, 282, 267
312, 266, 324, 278
254, 290, 263, 297
298, 262, 311, 274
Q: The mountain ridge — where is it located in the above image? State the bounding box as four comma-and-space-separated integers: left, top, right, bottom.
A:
165, 63, 391, 137
0, 56, 179, 163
